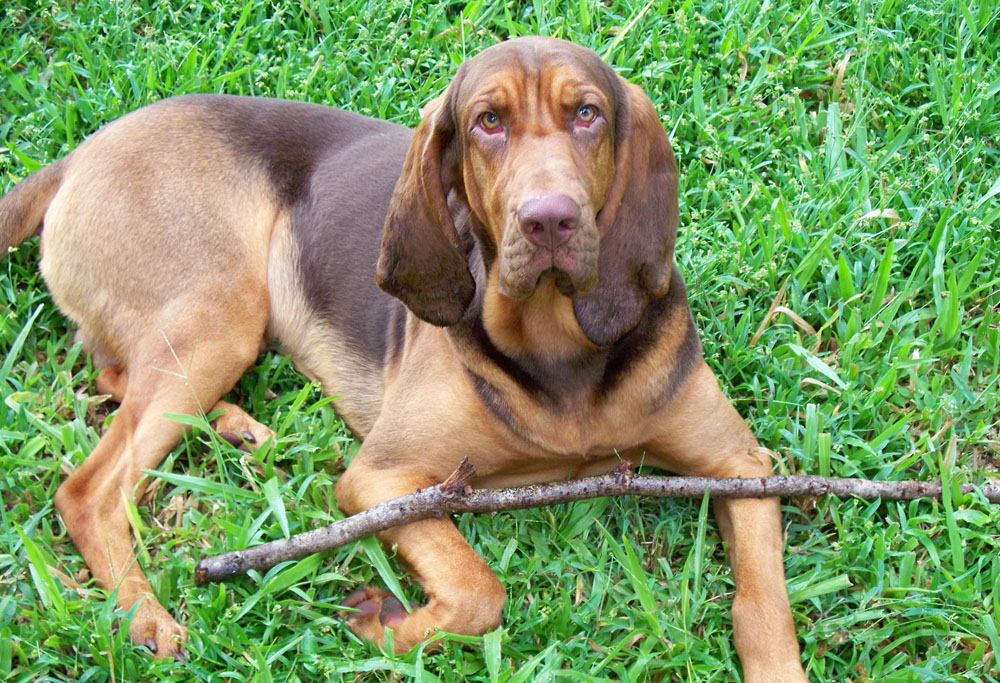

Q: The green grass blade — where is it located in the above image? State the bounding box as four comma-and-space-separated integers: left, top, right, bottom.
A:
1, 305, 42, 382
262, 477, 289, 539
788, 343, 848, 389
235, 553, 322, 620
483, 626, 502, 683
360, 535, 411, 613
143, 469, 256, 501
788, 574, 852, 604
17, 528, 65, 616
597, 520, 664, 640
867, 238, 894, 319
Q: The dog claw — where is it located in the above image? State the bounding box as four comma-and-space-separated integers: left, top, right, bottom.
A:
218, 431, 244, 448
217, 430, 259, 451
145, 638, 158, 654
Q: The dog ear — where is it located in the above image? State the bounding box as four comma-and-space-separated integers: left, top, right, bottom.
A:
376, 87, 475, 327
573, 80, 678, 347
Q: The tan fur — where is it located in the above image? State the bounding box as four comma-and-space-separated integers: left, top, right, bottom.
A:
482, 273, 596, 359
2, 38, 805, 681
39, 101, 276, 370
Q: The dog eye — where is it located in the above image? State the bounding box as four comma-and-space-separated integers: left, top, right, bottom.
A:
479, 111, 503, 132
576, 105, 599, 124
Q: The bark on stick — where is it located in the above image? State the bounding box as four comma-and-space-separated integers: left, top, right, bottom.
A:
194, 458, 1000, 585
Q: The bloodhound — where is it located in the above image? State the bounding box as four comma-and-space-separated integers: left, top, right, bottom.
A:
0, 37, 807, 681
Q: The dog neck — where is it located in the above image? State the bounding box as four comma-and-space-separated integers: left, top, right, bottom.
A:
481, 270, 597, 362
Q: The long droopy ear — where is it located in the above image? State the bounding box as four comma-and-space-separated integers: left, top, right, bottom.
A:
573, 80, 679, 347
376, 84, 475, 327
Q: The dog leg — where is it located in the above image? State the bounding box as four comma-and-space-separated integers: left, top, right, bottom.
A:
97, 367, 274, 451
645, 362, 807, 683
334, 456, 506, 652
56, 312, 266, 658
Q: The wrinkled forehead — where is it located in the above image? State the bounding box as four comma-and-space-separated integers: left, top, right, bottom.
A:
452, 37, 620, 116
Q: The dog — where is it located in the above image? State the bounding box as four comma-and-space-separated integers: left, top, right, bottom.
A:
0, 36, 807, 681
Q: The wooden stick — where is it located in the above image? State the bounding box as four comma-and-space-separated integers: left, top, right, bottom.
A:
194, 458, 1000, 585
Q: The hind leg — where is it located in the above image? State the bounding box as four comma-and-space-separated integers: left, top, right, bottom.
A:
97, 367, 275, 451
57, 305, 267, 658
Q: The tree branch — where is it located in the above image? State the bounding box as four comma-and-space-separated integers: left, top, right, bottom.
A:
194, 458, 1000, 585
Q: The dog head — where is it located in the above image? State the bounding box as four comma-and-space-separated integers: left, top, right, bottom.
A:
376, 36, 678, 346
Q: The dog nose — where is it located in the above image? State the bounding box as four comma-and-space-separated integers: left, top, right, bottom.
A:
518, 194, 580, 249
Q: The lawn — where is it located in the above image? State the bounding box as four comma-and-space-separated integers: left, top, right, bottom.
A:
2, 0, 999, 681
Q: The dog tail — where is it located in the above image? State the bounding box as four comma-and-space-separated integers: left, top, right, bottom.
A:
0, 156, 69, 254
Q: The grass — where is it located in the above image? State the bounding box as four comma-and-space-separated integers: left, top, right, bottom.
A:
1, 0, 999, 680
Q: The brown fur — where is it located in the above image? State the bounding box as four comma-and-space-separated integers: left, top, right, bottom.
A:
0, 37, 806, 681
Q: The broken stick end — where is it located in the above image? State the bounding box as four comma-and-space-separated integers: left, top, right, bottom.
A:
440, 457, 477, 495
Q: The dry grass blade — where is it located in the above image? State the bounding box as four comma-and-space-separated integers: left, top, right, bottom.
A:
832, 50, 854, 102
773, 305, 817, 336
854, 208, 901, 225
750, 276, 789, 347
